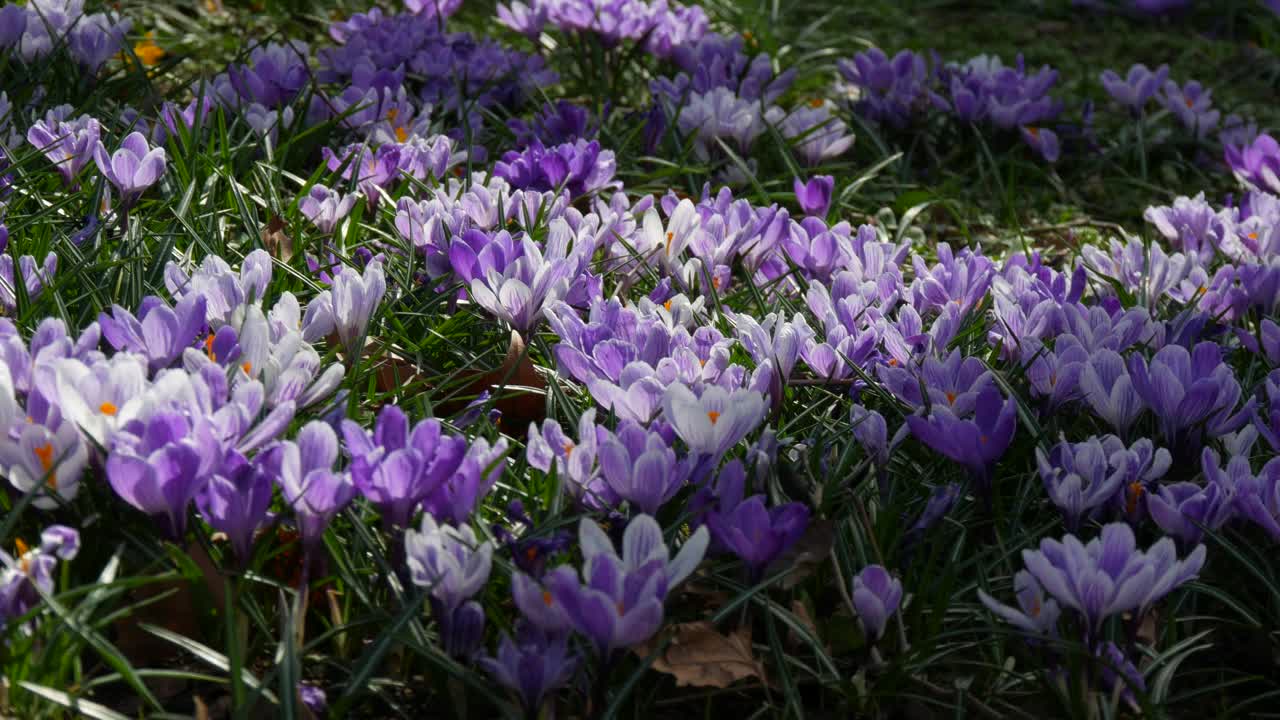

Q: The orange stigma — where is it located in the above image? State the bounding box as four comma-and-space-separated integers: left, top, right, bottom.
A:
707, 411, 721, 424
395, 126, 408, 143
99, 401, 118, 416
945, 391, 957, 405
563, 441, 575, 458
542, 590, 554, 606
663, 300, 673, 311
241, 361, 253, 375
809, 98, 824, 108
665, 231, 674, 254
1125, 481, 1145, 515
1026, 126, 1040, 138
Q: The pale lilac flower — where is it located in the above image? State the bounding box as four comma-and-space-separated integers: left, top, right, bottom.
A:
299, 184, 356, 234
1018, 522, 1205, 635
1100, 64, 1168, 114
768, 102, 855, 166
92, 131, 166, 205
1160, 79, 1219, 139
301, 261, 386, 353
405, 514, 493, 613
662, 383, 768, 460
26, 111, 101, 186
794, 175, 834, 217
1225, 133, 1280, 195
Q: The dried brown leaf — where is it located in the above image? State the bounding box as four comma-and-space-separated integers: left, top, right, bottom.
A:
636, 621, 764, 689
260, 215, 292, 262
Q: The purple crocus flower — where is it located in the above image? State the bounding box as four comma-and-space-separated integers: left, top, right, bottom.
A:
26, 112, 101, 186
0, 524, 80, 632
1018, 522, 1205, 635
492, 139, 618, 199
1127, 342, 1252, 449
978, 569, 1061, 638
265, 420, 357, 553
1143, 192, 1228, 258
511, 569, 571, 634
422, 436, 509, 526
597, 421, 690, 515
1037, 435, 1139, 531
906, 385, 1016, 491
1099, 64, 1168, 114
299, 683, 327, 717
707, 495, 810, 577
1160, 79, 1219, 139
469, 235, 575, 335
703, 459, 809, 577
1148, 446, 1245, 546
299, 184, 356, 235
1019, 125, 1060, 163
105, 411, 214, 539
544, 514, 708, 657
92, 131, 166, 205
1225, 133, 1280, 195
794, 175, 834, 217
342, 407, 469, 529
851, 565, 903, 641
837, 48, 931, 128
479, 625, 578, 716
0, 253, 58, 312
98, 294, 207, 373
1147, 480, 1231, 547
196, 450, 274, 564
0, 383, 90, 509
1078, 349, 1146, 435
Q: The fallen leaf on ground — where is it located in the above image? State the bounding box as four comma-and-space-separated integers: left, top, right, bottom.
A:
635, 621, 765, 689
